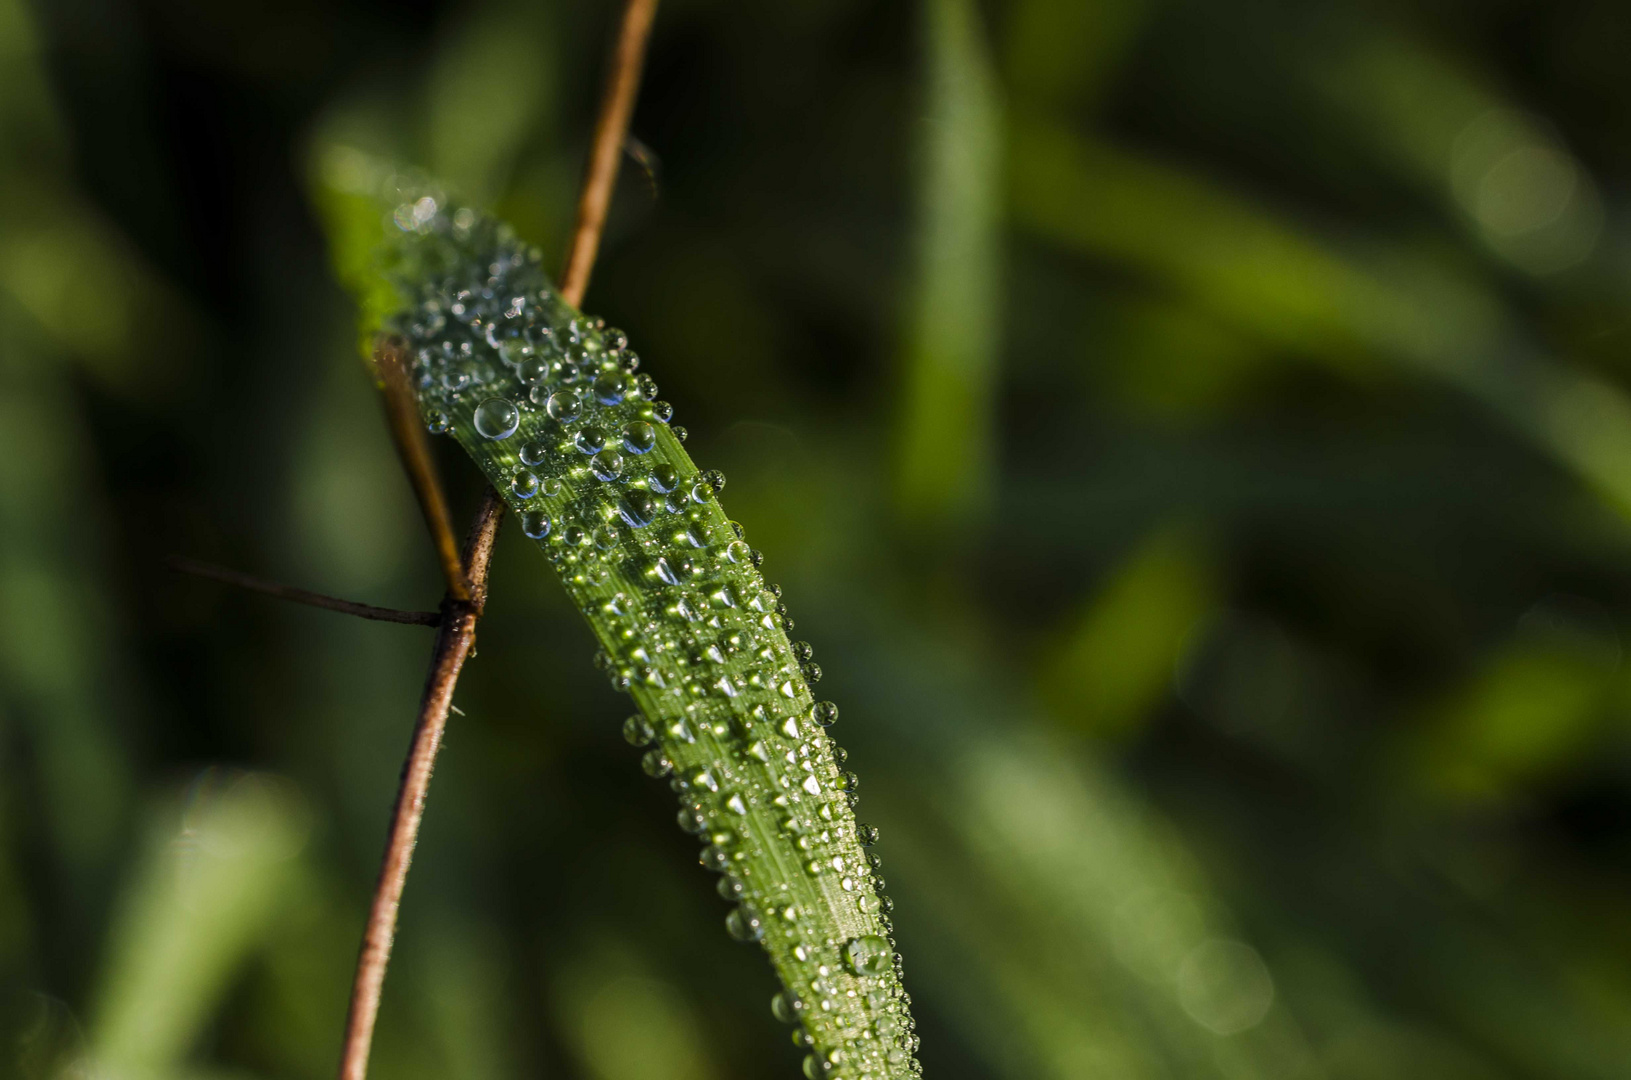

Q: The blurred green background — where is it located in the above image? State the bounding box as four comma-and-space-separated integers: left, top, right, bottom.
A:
5, 0, 1631, 1077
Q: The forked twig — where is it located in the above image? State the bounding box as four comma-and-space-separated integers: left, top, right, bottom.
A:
336, 4, 661, 1078
560, 0, 659, 306
168, 556, 440, 626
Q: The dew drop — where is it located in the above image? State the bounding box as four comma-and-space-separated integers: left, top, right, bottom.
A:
520, 439, 549, 466
520, 511, 552, 539
812, 702, 838, 727
511, 470, 540, 499
641, 750, 673, 777
726, 906, 765, 942
621, 421, 656, 454
575, 426, 606, 454
620, 491, 658, 528
473, 397, 520, 440
622, 715, 655, 745
426, 412, 450, 434
724, 540, 752, 564
844, 935, 892, 977
772, 991, 803, 1024
545, 390, 582, 421
650, 464, 681, 493
590, 450, 624, 481
593, 373, 629, 404
519, 356, 548, 383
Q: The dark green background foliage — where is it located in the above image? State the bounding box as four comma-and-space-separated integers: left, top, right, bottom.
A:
4, 0, 1631, 1077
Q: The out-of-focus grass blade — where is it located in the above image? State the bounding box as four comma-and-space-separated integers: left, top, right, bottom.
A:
1010, 115, 1631, 522
0, 323, 130, 884
829, 606, 1314, 1077
1003, 0, 1152, 112
895, 0, 1001, 532
1307, 25, 1604, 276
424, 5, 556, 207
1409, 606, 1621, 801
89, 774, 308, 1080
818, 585, 1631, 1078
0, 0, 191, 398
1039, 524, 1217, 740
550, 938, 719, 1080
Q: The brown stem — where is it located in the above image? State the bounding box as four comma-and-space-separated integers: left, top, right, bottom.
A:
336, 3, 661, 1078
168, 556, 440, 626
373, 337, 471, 602
336, 489, 501, 1080
559, 0, 661, 307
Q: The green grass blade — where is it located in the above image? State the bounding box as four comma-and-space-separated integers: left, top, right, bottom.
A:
90, 775, 308, 1079
896, 0, 1001, 532
315, 152, 920, 1080
1009, 116, 1631, 522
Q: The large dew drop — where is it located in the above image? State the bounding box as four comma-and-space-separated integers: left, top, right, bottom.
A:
473, 397, 520, 440
545, 389, 582, 422
843, 934, 891, 977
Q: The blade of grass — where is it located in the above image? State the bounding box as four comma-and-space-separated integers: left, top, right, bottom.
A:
1009, 115, 1631, 522
90, 774, 307, 1078
896, 0, 1002, 533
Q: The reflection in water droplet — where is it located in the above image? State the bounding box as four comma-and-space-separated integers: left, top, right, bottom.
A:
575, 426, 606, 454
726, 906, 765, 942
620, 491, 658, 528
520, 511, 551, 539
622, 716, 655, 745
511, 470, 540, 499
473, 397, 520, 440
622, 421, 656, 454
843, 935, 891, 977
545, 390, 581, 421
650, 464, 680, 493
519, 439, 549, 466
772, 991, 803, 1023
591, 450, 625, 481
595, 372, 629, 404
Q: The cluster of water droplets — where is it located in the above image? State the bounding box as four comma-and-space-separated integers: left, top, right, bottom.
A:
378, 181, 919, 1079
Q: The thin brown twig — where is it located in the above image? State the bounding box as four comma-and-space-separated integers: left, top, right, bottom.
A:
336, 4, 661, 1079
560, 0, 660, 306
374, 337, 470, 602
168, 556, 441, 626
